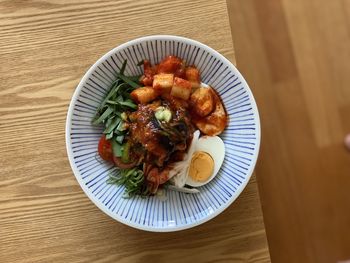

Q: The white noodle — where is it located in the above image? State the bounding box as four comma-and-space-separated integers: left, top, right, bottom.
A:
169, 130, 200, 187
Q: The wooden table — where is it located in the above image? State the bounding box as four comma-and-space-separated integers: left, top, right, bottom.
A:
0, 1, 270, 262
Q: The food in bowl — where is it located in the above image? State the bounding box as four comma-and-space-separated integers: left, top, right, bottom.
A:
92, 55, 227, 197
66, 35, 261, 231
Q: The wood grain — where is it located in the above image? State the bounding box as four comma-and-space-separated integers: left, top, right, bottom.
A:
0, 0, 270, 262
227, 0, 350, 262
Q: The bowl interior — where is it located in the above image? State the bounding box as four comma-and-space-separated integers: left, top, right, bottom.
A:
66, 35, 260, 232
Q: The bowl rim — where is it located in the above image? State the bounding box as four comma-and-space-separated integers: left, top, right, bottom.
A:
65, 35, 261, 232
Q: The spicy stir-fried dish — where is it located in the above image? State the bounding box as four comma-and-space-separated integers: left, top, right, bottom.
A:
92, 55, 228, 197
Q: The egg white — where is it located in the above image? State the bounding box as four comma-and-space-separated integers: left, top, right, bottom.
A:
185, 135, 225, 187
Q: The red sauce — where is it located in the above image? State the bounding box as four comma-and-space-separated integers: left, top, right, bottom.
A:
129, 99, 194, 167
189, 88, 228, 136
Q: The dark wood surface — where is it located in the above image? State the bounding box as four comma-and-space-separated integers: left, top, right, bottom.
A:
227, 0, 350, 262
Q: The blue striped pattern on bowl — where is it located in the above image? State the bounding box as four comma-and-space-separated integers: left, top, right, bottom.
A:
66, 35, 260, 232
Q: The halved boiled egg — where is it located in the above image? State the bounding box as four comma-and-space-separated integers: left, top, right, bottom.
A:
185, 135, 225, 187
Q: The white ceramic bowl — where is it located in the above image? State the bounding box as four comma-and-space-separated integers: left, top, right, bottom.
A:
66, 35, 260, 232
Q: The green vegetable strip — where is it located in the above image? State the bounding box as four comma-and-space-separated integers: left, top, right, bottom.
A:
98, 82, 121, 109
93, 59, 149, 198
116, 95, 124, 102
124, 167, 135, 178
105, 100, 119, 105
106, 99, 136, 110
105, 117, 113, 129
121, 141, 130, 163
128, 75, 141, 82
116, 135, 124, 144
105, 131, 114, 140
107, 168, 147, 198
92, 82, 121, 123
92, 106, 113, 125
112, 140, 122, 157
119, 100, 137, 109
116, 121, 126, 131
104, 117, 121, 134
115, 72, 140, 89
113, 129, 124, 136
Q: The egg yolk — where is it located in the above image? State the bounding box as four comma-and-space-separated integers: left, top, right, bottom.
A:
189, 151, 214, 182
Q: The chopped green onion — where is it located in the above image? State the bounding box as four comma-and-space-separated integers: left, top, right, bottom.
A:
107, 168, 148, 198
155, 106, 172, 122
116, 120, 126, 131
104, 117, 121, 134
128, 75, 141, 82
119, 99, 137, 109
105, 131, 113, 140
105, 117, 113, 129
112, 140, 123, 157
116, 135, 124, 144
121, 141, 130, 163
96, 82, 122, 111
116, 95, 124, 102
115, 72, 140, 89
92, 106, 113, 125
93, 59, 149, 198
113, 129, 124, 135
106, 100, 118, 105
